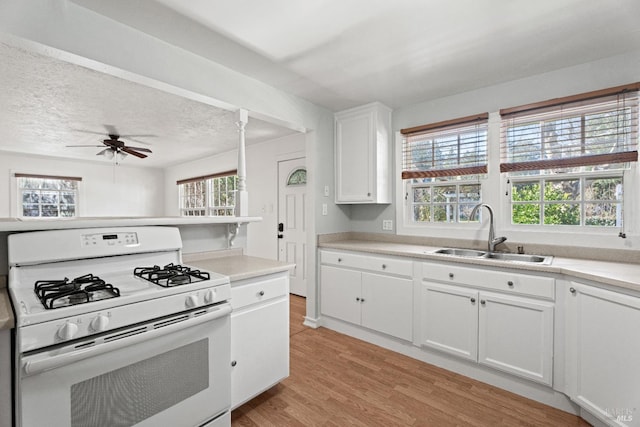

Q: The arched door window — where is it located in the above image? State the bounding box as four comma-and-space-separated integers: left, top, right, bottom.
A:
287, 168, 307, 186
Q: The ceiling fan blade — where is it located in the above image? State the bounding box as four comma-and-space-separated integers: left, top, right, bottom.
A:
66, 145, 104, 147
103, 140, 124, 149
120, 134, 157, 138
121, 137, 153, 146
121, 147, 147, 158
125, 146, 152, 153
71, 128, 109, 136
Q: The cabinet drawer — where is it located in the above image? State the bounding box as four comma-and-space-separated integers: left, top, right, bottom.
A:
231, 276, 288, 310
320, 250, 369, 269
321, 250, 413, 277
365, 257, 412, 277
422, 262, 555, 300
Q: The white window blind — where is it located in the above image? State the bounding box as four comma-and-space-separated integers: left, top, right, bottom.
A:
500, 84, 640, 173
401, 113, 488, 179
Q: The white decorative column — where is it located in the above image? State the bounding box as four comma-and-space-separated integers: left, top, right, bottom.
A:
235, 108, 249, 217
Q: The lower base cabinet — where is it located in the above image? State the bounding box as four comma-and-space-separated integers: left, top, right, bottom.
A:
421, 281, 554, 386
566, 282, 640, 426
230, 274, 289, 409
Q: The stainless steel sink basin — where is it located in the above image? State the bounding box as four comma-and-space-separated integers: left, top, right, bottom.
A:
483, 252, 552, 264
434, 248, 487, 257
433, 248, 553, 265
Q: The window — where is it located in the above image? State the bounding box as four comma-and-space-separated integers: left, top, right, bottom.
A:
401, 113, 488, 223
16, 173, 80, 218
177, 171, 238, 216
287, 168, 306, 186
501, 84, 639, 227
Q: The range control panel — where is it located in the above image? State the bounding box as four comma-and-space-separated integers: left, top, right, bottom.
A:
82, 232, 139, 247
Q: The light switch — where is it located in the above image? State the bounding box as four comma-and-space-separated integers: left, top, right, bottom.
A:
322, 204, 328, 216
324, 185, 330, 197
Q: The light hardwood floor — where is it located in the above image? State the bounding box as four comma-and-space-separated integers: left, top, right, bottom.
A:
231, 295, 589, 426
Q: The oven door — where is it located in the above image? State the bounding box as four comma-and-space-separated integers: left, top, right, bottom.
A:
16, 304, 231, 427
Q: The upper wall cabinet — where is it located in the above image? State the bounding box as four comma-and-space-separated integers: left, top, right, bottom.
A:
335, 102, 392, 204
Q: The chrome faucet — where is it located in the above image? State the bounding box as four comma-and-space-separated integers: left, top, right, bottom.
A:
469, 203, 507, 252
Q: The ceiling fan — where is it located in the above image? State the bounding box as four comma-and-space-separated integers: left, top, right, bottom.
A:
68, 130, 153, 159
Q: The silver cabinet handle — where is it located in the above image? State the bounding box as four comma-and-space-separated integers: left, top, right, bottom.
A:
569, 287, 576, 294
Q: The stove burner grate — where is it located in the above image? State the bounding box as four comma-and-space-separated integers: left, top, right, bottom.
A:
134, 263, 210, 287
34, 274, 120, 309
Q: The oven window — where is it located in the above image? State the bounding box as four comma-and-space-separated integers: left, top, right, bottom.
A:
70, 339, 209, 427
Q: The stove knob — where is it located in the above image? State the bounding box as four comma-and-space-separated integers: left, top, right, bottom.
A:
204, 289, 216, 304
90, 315, 109, 332
57, 322, 79, 341
186, 294, 199, 308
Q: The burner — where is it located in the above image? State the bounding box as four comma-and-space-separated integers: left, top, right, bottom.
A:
34, 274, 120, 309
134, 263, 209, 287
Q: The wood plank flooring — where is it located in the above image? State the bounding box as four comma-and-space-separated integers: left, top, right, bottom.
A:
231, 295, 589, 426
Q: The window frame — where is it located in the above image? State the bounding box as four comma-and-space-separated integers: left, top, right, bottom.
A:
14, 173, 82, 219
177, 172, 239, 217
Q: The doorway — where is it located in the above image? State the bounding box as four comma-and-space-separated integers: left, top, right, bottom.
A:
277, 157, 307, 297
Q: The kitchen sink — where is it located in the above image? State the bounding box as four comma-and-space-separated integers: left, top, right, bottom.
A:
434, 248, 486, 257
483, 252, 552, 264
433, 248, 553, 265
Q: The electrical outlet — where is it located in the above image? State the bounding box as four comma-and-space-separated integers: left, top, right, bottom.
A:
324, 185, 330, 197
322, 203, 328, 216
382, 220, 393, 230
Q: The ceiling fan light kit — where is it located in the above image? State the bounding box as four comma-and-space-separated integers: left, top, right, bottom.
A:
67, 129, 152, 163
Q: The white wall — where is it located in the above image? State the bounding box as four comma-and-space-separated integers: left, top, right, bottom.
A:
0, 151, 164, 217
245, 133, 306, 259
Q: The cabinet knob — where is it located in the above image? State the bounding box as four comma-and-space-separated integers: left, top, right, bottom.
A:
569, 287, 576, 294
356, 297, 360, 302
258, 290, 265, 296
480, 300, 486, 305
470, 297, 476, 303
507, 281, 514, 287
338, 258, 342, 262
361, 298, 365, 303
231, 360, 237, 367
449, 273, 454, 279
367, 192, 371, 197
381, 264, 387, 269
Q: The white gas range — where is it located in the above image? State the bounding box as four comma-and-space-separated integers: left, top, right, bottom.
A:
8, 226, 232, 427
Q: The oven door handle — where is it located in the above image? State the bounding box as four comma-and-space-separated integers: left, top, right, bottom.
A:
22, 304, 232, 377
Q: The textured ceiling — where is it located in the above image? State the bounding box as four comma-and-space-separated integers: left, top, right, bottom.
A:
76, 0, 640, 111
0, 42, 299, 168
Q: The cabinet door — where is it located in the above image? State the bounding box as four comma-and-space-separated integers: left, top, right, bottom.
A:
320, 265, 362, 324
478, 292, 554, 386
420, 282, 478, 361
361, 272, 413, 341
231, 298, 289, 409
335, 109, 374, 202
566, 283, 640, 425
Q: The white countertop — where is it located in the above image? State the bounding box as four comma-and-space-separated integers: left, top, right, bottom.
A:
319, 239, 640, 294
185, 255, 294, 283
0, 216, 262, 232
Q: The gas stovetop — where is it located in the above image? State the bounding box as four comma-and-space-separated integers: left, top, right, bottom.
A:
8, 227, 231, 352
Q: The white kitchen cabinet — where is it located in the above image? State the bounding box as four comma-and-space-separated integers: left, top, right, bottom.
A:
230, 273, 289, 410
335, 102, 392, 204
421, 282, 478, 361
565, 282, 640, 426
320, 251, 413, 341
420, 263, 555, 386
478, 292, 554, 385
